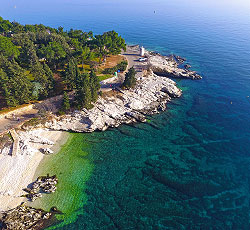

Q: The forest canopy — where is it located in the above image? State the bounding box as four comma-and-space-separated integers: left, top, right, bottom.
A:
0, 16, 126, 109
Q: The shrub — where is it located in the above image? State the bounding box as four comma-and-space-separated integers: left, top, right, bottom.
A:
102, 60, 128, 74
122, 67, 136, 89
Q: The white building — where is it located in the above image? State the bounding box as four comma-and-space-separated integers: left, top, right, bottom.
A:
140, 46, 145, 56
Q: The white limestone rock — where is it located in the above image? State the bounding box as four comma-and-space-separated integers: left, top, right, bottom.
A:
45, 71, 182, 133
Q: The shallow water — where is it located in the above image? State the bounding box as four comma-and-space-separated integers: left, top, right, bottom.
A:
1, 0, 250, 229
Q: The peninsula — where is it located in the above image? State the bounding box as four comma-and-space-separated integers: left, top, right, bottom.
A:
0, 18, 202, 229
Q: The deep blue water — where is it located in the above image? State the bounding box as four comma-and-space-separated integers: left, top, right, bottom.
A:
1, 0, 250, 229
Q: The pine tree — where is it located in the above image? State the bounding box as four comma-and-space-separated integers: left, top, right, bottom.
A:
89, 69, 100, 102
0, 55, 33, 105
64, 58, 78, 90
0, 68, 16, 107
75, 73, 92, 109
122, 67, 136, 89
61, 91, 70, 111
43, 63, 55, 95
31, 62, 49, 99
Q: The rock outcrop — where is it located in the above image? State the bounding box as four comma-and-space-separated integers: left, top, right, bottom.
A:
0, 204, 53, 230
24, 175, 58, 202
146, 51, 202, 80
44, 70, 182, 132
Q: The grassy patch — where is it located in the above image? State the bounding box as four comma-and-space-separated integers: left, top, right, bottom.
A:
99, 55, 125, 71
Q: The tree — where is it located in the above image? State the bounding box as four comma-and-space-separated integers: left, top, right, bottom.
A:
75, 73, 92, 109
64, 58, 78, 90
0, 36, 20, 59
43, 63, 55, 95
38, 41, 67, 69
58, 26, 64, 35
79, 45, 90, 68
0, 68, 16, 107
60, 91, 70, 113
0, 17, 13, 33
31, 62, 54, 99
12, 33, 38, 67
94, 34, 109, 63
0, 17, 128, 109
11, 21, 24, 33
122, 67, 136, 89
89, 69, 100, 102
93, 31, 126, 63
105, 30, 126, 55
0, 55, 33, 106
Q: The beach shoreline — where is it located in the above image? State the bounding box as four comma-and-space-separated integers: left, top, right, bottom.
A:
0, 129, 69, 212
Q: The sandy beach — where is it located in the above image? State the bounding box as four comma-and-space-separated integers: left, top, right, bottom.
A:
0, 129, 68, 212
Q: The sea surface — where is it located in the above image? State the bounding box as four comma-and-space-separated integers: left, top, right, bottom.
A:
1, 0, 250, 229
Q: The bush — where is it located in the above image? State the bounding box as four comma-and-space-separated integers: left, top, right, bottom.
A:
122, 67, 136, 89
102, 60, 128, 74
117, 61, 128, 72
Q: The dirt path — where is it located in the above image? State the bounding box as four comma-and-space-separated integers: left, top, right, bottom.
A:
0, 48, 142, 134
0, 105, 39, 135
0, 94, 64, 136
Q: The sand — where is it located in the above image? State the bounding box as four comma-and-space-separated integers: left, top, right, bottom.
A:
0, 129, 68, 212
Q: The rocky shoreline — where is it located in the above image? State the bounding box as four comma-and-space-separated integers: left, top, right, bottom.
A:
0, 205, 60, 230
40, 47, 201, 133
0, 175, 59, 230
0, 47, 202, 230
148, 53, 202, 80
43, 69, 182, 132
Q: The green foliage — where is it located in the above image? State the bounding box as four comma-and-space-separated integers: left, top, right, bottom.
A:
93, 30, 126, 62
31, 62, 55, 99
103, 60, 128, 74
0, 17, 13, 33
64, 58, 79, 90
117, 60, 128, 72
122, 67, 136, 89
43, 63, 55, 94
59, 91, 70, 114
89, 70, 101, 102
0, 17, 126, 109
12, 33, 39, 67
0, 36, 20, 58
75, 73, 92, 109
75, 69, 100, 109
38, 41, 67, 69
0, 55, 33, 107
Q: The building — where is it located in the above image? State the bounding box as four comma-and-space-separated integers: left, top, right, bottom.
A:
140, 46, 145, 57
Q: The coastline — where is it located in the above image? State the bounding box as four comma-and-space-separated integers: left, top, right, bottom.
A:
29, 132, 94, 229
0, 129, 68, 212
0, 45, 202, 229
44, 46, 201, 133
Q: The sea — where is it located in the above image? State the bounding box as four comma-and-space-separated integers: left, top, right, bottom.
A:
1, 0, 250, 229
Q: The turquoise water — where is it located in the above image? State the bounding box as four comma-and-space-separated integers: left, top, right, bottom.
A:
1, 0, 250, 229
